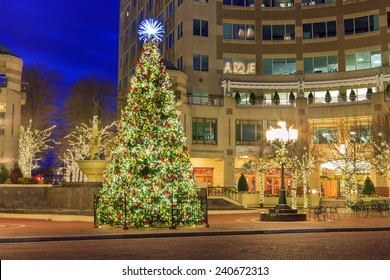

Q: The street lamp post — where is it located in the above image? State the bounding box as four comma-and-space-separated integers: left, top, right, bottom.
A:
266, 121, 298, 207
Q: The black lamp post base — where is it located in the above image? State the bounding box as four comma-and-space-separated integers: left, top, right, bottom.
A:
260, 205, 307, 222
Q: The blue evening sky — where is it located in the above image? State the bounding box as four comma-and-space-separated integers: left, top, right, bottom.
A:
0, 0, 119, 85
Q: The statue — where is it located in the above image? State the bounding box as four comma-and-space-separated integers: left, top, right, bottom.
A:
76, 98, 108, 182
89, 115, 101, 160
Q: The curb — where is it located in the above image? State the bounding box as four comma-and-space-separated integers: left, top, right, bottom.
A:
1, 227, 390, 244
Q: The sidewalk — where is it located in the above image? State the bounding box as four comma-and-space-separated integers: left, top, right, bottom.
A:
1, 209, 390, 243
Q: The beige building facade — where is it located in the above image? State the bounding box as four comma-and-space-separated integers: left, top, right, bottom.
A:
119, 0, 390, 198
0, 44, 25, 170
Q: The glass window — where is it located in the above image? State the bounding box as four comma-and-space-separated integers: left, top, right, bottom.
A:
178, 22, 183, 40
263, 25, 271, 40
346, 53, 356, 71
223, 24, 233, 39
236, 120, 262, 144
388, 12, 390, 28
303, 24, 312, 39
165, 31, 175, 50
224, 57, 256, 75
192, 54, 209, 71
313, 127, 338, 144
350, 125, 371, 143
327, 21, 337, 37
166, 1, 174, 19
286, 58, 296, 74
194, 19, 208, 37
369, 14, 379, 32
273, 58, 286, 75
355, 16, 369, 34
193, 118, 217, 144
193, 19, 201, 36
202, 20, 209, 37
313, 22, 326, 38
193, 54, 201, 71
286, 24, 295, 40
225, 23, 255, 40
177, 56, 183, 70
201, 55, 209, 71
263, 58, 272, 75
246, 25, 255, 40
356, 51, 370, 70
224, 0, 254, 6
304, 58, 313, 74
371, 50, 381, 68
233, 24, 246, 39
344, 19, 354, 35
272, 25, 285, 40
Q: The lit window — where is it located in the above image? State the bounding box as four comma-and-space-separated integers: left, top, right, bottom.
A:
224, 23, 255, 40
193, 118, 217, 144
313, 127, 338, 144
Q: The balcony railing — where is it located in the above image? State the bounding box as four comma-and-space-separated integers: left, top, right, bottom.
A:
237, 99, 296, 107
186, 96, 224, 106
308, 94, 370, 106
207, 187, 239, 202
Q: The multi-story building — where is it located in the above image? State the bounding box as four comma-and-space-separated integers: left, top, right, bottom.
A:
0, 44, 25, 170
118, 0, 390, 198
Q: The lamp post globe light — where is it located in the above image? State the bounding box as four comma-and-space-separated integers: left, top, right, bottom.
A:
266, 122, 298, 207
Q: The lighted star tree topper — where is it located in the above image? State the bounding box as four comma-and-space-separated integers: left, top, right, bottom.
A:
96, 19, 204, 228
138, 19, 164, 42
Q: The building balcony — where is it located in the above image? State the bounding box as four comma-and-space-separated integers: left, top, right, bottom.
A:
186, 95, 224, 106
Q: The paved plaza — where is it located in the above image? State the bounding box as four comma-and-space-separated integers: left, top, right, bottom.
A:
0, 209, 389, 259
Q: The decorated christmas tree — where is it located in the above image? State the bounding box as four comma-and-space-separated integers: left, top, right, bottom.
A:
96, 19, 204, 228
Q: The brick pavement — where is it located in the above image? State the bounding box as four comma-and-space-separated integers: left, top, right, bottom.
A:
0, 209, 389, 243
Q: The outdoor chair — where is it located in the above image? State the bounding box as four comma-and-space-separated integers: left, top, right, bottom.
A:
329, 204, 340, 220
313, 205, 327, 221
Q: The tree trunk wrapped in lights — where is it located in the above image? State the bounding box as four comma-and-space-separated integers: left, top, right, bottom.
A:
18, 119, 57, 178
96, 20, 204, 227
242, 145, 275, 208
60, 122, 116, 182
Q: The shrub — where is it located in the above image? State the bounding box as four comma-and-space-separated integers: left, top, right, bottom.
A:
237, 173, 249, 192
0, 164, 9, 183
362, 176, 375, 196
9, 163, 22, 183
325, 90, 332, 103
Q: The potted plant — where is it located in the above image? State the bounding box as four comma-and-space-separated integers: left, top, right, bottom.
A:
308, 92, 314, 104
289, 91, 295, 104
349, 89, 356, 102
249, 92, 256, 105
273, 91, 280, 105
237, 173, 249, 192
234, 91, 241, 104
324, 90, 332, 103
